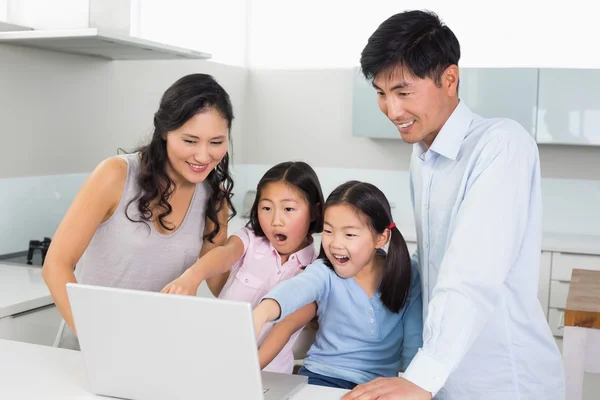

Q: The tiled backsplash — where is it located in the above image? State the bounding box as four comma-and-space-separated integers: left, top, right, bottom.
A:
1, 166, 598, 255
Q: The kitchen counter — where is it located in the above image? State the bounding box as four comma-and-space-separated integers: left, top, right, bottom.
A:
386, 224, 600, 256
542, 233, 600, 256
0, 263, 52, 318
0, 339, 349, 399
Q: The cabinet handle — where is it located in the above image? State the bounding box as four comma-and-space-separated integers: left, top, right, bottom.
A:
10, 304, 55, 319
558, 312, 565, 330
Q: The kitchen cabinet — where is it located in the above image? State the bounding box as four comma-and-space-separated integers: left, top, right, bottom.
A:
459, 68, 538, 137
542, 251, 600, 337
536, 69, 600, 146
0, 304, 62, 346
0, 263, 58, 346
538, 251, 552, 319
351, 68, 402, 139
351, 67, 539, 139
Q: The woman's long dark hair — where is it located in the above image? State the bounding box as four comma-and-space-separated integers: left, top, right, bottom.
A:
126, 73, 236, 242
319, 181, 411, 313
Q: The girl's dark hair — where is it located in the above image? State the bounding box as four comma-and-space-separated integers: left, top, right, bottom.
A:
360, 10, 460, 87
248, 161, 324, 237
126, 73, 236, 242
319, 181, 411, 313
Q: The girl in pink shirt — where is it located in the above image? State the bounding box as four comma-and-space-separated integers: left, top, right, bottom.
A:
161, 161, 324, 373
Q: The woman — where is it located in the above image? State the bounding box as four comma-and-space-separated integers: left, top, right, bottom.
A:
42, 73, 236, 349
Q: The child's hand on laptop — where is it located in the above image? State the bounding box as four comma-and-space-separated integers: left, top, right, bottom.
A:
160, 269, 201, 296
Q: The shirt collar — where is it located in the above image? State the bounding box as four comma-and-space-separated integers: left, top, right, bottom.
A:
256, 236, 317, 266
413, 101, 474, 161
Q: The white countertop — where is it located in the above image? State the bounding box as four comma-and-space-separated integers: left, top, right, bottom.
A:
1, 222, 597, 320
0, 263, 53, 319
0, 339, 348, 399
542, 232, 600, 256
394, 224, 600, 256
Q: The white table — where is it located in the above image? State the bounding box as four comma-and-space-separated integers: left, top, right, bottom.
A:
0, 339, 349, 399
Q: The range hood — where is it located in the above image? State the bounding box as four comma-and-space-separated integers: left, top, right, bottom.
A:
0, 0, 211, 60
0, 28, 211, 60
0, 20, 32, 32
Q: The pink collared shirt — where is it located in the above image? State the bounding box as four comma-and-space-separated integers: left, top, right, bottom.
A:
218, 227, 318, 373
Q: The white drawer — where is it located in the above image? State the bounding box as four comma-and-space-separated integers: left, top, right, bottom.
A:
0, 304, 62, 346
551, 253, 600, 282
549, 280, 570, 309
548, 308, 565, 337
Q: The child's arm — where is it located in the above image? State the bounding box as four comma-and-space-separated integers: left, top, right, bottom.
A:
400, 265, 424, 371
160, 234, 244, 296
253, 261, 331, 337
258, 302, 317, 369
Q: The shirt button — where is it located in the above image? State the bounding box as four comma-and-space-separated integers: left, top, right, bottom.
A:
244, 279, 249, 283
291, 255, 295, 260
376, 293, 381, 298
424, 242, 429, 249
277, 271, 281, 275
425, 204, 429, 210
368, 308, 373, 313
371, 330, 376, 336
369, 318, 374, 324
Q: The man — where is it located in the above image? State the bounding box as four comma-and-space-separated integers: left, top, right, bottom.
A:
343, 10, 565, 400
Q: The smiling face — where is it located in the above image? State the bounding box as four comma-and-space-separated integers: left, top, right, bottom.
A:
164, 108, 230, 185
257, 181, 312, 262
321, 203, 387, 279
373, 65, 459, 148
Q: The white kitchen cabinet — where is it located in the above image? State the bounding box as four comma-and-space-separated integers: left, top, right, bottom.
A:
538, 251, 552, 319
548, 307, 565, 337
536, 69, 600, 146
549, 280, 570, 309
542, 252, 600, 338
0, 304, 62, 346
351, 67, 402, 139
460, 68, 538, 137
351, 67, 539, 139
551, 252, 600, 282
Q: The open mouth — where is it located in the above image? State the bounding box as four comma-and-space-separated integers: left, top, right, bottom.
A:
274, 233, 288, 243
332, 254, 349, 265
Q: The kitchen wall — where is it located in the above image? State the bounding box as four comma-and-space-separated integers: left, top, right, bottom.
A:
0, 43, 248, 254
238, 0, 600, 236
2, 0, 600, 255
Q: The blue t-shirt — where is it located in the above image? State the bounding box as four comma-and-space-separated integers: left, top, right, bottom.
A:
265, 258, 423, 384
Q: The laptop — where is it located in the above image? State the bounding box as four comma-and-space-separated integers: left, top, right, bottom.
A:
66, 283, 308, 400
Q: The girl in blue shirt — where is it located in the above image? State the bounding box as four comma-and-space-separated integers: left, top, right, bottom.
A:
254, 180, 423, 389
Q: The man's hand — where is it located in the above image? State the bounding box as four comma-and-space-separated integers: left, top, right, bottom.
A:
341, 377, 432, 400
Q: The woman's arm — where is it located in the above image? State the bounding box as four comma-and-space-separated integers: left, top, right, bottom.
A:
258, 302, 317, 369
41, 157, 126, 335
